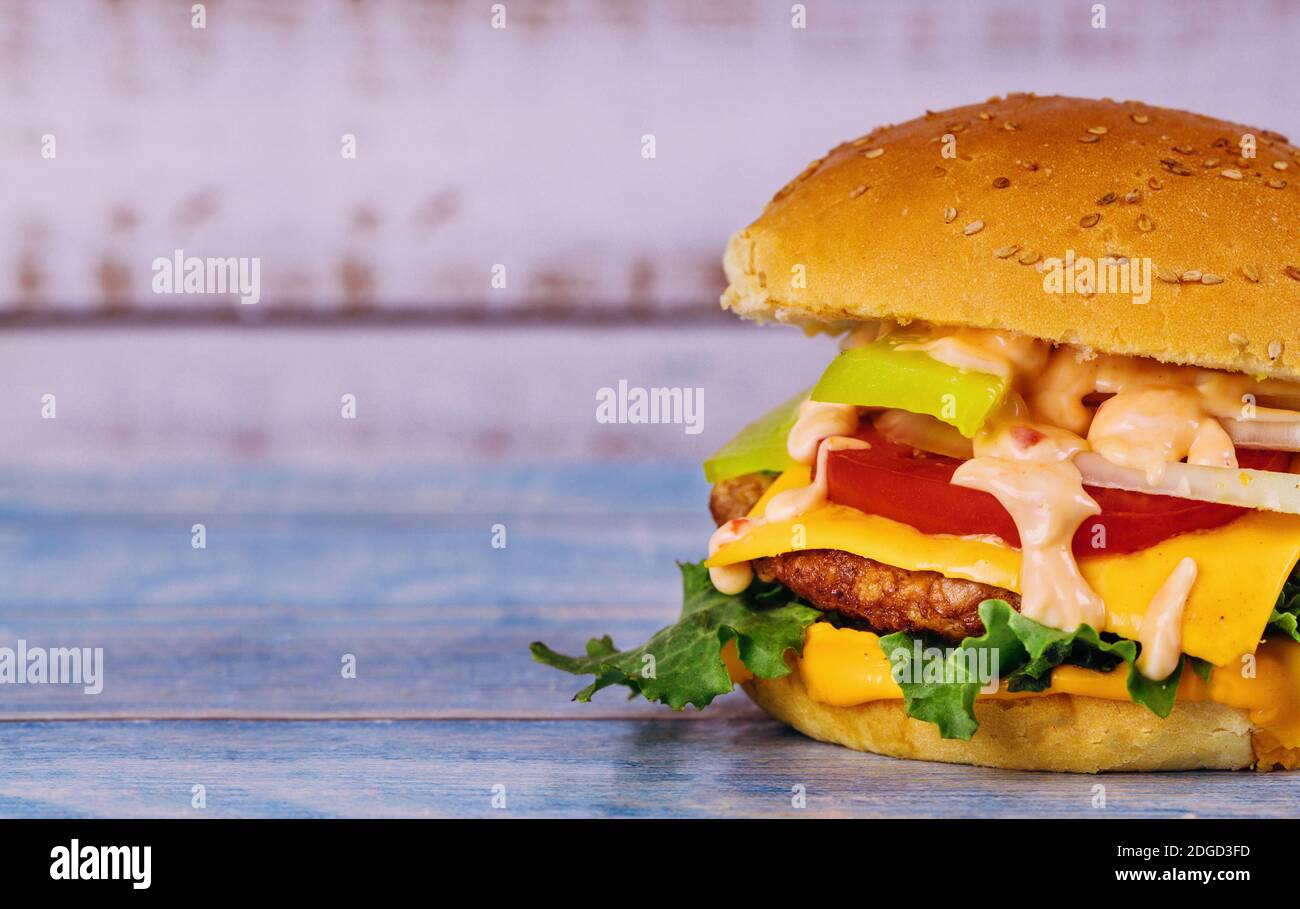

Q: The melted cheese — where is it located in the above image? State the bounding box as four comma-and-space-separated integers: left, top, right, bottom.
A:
1084, 510, 1300, 666
786, 622, 1300, 750
713, 489, 1022, 593
706, 469, 1300, 666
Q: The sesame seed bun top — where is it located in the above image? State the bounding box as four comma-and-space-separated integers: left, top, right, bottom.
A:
721, 94, 1300, 380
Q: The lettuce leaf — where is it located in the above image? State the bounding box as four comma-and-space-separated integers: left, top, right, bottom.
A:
530, 562, 820, 710
879, 600, 1183, 740
1268, 563, 1300, 643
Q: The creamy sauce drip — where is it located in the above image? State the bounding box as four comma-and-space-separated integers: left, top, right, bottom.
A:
1135, 557, 1199, 680
767, 436, 870, 522
708, 321, 1299, 661
706, 406, 866, 595
895, 327, 1048, 379
955, 419, 1105, 632
1028, 347, 1098, 435
786, 400, 859, 463
1089, 387, 1237, 483
707, 518, 759, 595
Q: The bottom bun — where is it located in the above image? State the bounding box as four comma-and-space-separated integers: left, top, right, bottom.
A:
743, 663, 1274, 773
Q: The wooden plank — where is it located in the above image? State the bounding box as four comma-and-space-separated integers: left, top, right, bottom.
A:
0, 600, 762, 719
0, 718, 1292, 818
5, 1, 1298, 316
0, 456, 734, 716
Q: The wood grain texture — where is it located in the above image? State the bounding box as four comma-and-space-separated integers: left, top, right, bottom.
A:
0, 458, 718, 716
0, 718, 1294, 819
4, 0, 1299, 317
0, 460, 1297, 817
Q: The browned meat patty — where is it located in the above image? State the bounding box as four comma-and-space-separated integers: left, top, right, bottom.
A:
708, 471, 776, 526
710, 473, 1020, 643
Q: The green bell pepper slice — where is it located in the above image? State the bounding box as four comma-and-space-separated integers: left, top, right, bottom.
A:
702, 389, 809, 483
810, 337, 1007, 438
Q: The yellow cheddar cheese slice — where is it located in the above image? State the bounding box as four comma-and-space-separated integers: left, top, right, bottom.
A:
790, 622, 1300, 750
1084, 512, 1300, 666
707, 468, 1300, 666
715, 467, 1021, 590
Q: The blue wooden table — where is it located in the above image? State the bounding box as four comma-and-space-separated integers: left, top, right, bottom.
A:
1, 462, 1296, 817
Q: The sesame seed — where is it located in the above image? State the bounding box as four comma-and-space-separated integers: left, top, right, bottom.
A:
1202, 158, 1220, 168
978, 111, 993, 121
1160, 159, 1193, 176
963, 220, 984, 236
993, 244, 1021, 258
1124, 189, 1142, 203
1172, 145, 1194, 155
933, 165, 947, 177
1004, 121, 1020, 131
1269, 340, 1284, 360
1212, 138, 1230, 149
1181, 270, 1202, 283
1096, 192, 1116, 205
1018, 249, 1040, 265
1131, 114, 1151, 124
1079, 134, 1101, 144
1229, 333, 1249, 346
992, 177, 1011, 189
851, 138, 870, 147
1137, 214, 1154, 232
1156, 267, 1181, 283
863, 148, 885, 159
1241, 264, 1261, 283
1080, 213, 1101, 228
1148, 177, 1164, 190
947, 123, 966, 133
848, 184, 869, 199
1285, 266, 1300, 282
1274, 161, 1290, 171
1201, 273, 1224, 285
1088, 126, 1108, 135
943, 207, 958, 223
1268, 178, 1288, 189
1221, 168, 1244, 180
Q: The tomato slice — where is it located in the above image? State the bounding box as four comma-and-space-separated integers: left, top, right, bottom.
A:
824, 426, 1289, 556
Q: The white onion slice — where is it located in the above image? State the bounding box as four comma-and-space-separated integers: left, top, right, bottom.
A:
1075, 452, 1300, 515
1223, 418, 1300, 451
873, 410, 974, 459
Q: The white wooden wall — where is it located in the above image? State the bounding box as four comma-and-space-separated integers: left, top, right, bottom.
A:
2, 0, 1298, 466
3, 0, 1298, 319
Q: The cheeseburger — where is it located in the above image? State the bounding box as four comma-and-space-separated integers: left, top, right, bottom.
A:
534, 94, 1300, 772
